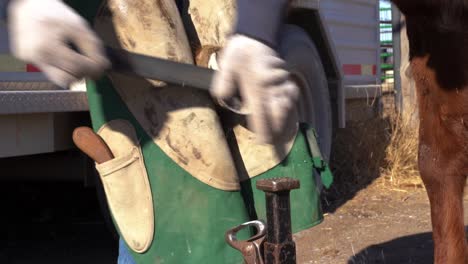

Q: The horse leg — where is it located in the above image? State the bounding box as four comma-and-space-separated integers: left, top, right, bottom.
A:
420, 160, 467, 264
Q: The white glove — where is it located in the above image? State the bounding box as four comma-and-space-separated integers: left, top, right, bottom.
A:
7, 0, 109, 88
211, 35, 299, 144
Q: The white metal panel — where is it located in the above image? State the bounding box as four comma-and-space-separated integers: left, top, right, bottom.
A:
0, 113, 82, 158
0, 113, 55, 158
0, 23, 9, 53
292, 0, 319, 9
320, 0, 380, 88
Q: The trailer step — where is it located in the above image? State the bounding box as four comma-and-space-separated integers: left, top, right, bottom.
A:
0, 90, 89, 114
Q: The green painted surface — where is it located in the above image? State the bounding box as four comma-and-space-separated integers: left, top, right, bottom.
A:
381, 63, 394, 70
380, 52, 393, 58
66, 0, 102, 23
247, 131, 324, 233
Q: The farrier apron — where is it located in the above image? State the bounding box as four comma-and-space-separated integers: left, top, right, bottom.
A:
66, 1, 332, 263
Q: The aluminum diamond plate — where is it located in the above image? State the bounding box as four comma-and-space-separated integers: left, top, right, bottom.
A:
0, 81, 57, 91
0, 90, 89, 114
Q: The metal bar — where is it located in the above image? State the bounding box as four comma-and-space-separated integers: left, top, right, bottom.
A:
0, 72, 50, 82
106, 47, 214, 92
256, 178, 300, 264
392, 3, 402, 111
380, 24, 393, 28
380, 53, 393, 58
381, 63, 394, 70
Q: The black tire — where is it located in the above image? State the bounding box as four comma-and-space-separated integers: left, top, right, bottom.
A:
279, 24, 333, 161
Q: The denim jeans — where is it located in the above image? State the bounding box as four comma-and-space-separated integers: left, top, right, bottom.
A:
117, 239, 136, 264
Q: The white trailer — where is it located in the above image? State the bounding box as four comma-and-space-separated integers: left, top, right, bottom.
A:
321, 0, 381, 98
0, 0, 381, 162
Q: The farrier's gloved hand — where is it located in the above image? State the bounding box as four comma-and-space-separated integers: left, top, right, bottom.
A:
7, 0, 109, 88
211, 35, 299, 144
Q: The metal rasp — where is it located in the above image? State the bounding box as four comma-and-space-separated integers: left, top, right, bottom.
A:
105, 46, 214, 91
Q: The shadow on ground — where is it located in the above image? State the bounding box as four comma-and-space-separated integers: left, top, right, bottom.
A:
348, 231, 434, 264
0, 178, 117, 264
324, 114, 394, 213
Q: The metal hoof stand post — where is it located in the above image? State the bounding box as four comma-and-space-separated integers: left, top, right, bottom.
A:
226, 178, 300, 264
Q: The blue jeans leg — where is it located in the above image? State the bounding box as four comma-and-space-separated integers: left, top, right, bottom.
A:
117, 239, 137, 264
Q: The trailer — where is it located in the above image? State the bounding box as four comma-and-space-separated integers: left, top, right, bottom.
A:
0, 0, 381, 176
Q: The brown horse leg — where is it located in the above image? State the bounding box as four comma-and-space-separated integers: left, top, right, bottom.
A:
419, 153, 467, 263
411, 55, 468, 263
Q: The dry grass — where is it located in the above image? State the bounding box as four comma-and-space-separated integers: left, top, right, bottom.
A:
379, 108, 423, 190
325, 99, 423, 207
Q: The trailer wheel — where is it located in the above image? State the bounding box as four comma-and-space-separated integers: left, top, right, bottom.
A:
279, 24, 333, 161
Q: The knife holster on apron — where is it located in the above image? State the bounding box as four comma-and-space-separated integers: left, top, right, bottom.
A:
66, 0, 332, 263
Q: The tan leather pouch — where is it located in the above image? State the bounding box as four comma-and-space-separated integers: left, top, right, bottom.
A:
95, 119, 154, 253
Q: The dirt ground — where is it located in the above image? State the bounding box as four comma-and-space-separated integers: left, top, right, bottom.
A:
296, 181, 468, 264
0, 166, 464, 264
1, 178, 459, 264
0, 181, 118, 264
